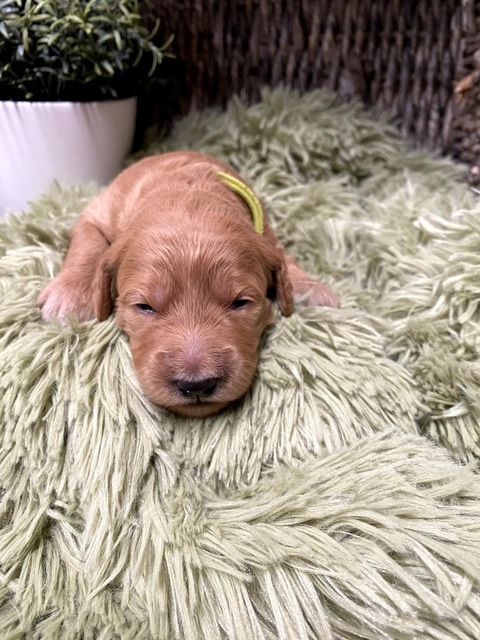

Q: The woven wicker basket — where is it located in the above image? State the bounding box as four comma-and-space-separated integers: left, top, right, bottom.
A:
151, 0, 480, 183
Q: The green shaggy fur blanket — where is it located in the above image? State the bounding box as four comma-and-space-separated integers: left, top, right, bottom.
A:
1, 89, 480, 639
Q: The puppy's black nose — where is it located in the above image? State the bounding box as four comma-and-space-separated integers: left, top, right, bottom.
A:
176, 377, 218, 398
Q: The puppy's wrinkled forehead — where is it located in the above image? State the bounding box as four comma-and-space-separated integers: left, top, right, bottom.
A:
117, 228, 269, 297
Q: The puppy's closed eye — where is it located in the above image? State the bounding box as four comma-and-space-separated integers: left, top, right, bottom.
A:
229, 298, 251, 310
135, 303, 155, 314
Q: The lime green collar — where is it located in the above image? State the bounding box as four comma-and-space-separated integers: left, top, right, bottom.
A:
217, 171, 264, 234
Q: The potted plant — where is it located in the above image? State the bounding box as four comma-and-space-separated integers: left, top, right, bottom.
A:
0, 0, 172, 213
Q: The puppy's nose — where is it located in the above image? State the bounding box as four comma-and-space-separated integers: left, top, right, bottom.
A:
176, 377, 218, 398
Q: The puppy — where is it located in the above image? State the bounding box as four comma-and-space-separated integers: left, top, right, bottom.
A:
38, 151, 338, 416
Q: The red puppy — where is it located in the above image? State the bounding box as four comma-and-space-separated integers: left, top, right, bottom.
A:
38, 151, 338, 416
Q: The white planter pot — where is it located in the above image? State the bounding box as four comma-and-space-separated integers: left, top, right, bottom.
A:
0, 96, 137, 214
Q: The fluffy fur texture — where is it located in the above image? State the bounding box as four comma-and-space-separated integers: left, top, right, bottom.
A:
1, 88, 480, 639
37, 151, 337, 416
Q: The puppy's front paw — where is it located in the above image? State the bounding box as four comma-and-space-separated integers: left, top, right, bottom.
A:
291, 276, 340, 308
37, 276, 95, 322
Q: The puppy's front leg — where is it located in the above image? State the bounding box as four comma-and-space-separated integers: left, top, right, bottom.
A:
38, 196, 111, 322
263, 221, 339, 308
284, 253, 339, 308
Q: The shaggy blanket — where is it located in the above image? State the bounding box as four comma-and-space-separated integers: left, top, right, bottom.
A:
1, 89, 480, 640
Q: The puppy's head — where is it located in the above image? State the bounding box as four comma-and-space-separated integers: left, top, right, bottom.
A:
93, 224, 293, 417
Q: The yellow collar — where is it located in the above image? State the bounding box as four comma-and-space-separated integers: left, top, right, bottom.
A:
217, 171, 264, 234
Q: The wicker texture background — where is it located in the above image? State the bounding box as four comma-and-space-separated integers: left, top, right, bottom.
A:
151, 0, 480, 181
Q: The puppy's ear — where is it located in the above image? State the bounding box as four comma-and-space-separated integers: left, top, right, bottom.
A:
272, 256, 294, 316
92, 244, 119, 321
259, 230, 294, 317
